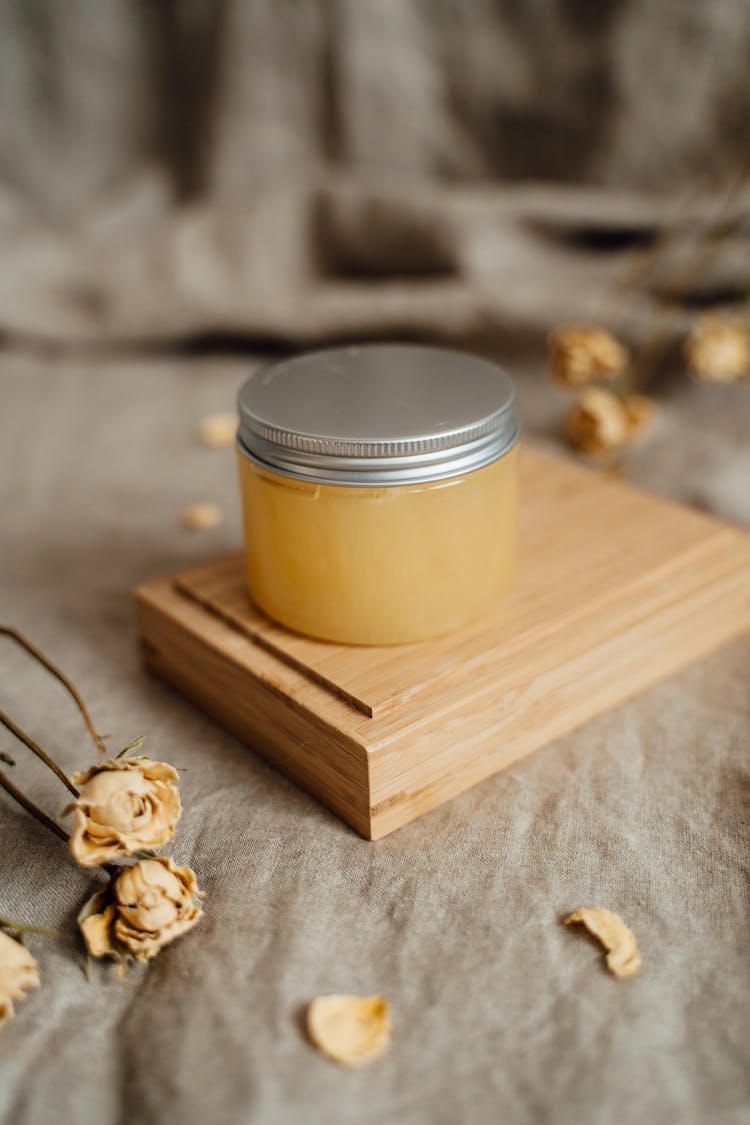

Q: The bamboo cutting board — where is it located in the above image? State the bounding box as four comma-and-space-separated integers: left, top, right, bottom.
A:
135, 446, 750, 839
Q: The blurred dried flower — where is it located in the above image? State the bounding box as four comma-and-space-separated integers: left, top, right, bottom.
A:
197, 413, 237, 449
565, 388, 629, 455
69, 754, 181, 867
684, 314, 750, 383
79, 857, 203, 964
180, 503, 224, 531
550, 325, 629, 388
0, 931, 40, 1026
306, 995, 391, 1067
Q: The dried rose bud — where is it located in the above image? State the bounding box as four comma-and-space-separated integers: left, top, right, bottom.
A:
79, 857, 203, 964
69, 754, 181, 867
565, 387, 629, 455
684, 314, 750, 383
0, 931, 40, 1026
549, 324, 629, 388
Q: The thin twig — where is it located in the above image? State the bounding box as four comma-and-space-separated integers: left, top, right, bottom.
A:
0, 916, 61, 938
0, 626, 106, 754
0, 709, 78, 797
0, 768, 69, 843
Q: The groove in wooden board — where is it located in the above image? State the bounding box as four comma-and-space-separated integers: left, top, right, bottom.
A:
368, 565, 750, 838
136, 582, 369, 769
173, 566, 376, 717
174, 446, 737, 719
366, 544, 750, 806
140, 579, 367, 736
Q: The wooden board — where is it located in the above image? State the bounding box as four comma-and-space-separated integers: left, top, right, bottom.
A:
135, 446, 750, 839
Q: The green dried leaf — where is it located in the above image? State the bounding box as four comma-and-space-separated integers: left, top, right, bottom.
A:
0, 751, 15, 767
129, 849, 156, 861
59, 802, 76, 818
116, 736, 146, 759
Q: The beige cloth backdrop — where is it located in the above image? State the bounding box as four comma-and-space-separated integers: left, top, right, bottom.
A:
1, 347, 749, 1125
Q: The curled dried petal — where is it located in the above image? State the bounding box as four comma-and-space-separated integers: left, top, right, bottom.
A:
306, 994, 391, 1067
565, 907, 641, 978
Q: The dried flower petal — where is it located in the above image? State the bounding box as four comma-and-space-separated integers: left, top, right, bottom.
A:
79, 901, 117, 960
0, 931, 40, 1026
180, 503, 224, 531
550, 325, 629, 388
565, 388, 629, 455
69, 755, 181, 867
307, 994, 391, 1067
684, 314, 750, 383
197, 413, 237, 449
565, 907, 641, 979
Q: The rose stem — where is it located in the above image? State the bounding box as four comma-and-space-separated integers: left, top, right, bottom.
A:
0, 709, 78, 797
0, 768, 69, 843
0, 916, 61, 938
0, 626, 107, 754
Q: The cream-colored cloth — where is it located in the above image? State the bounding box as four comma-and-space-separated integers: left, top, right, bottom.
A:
0, 351, 748, 1125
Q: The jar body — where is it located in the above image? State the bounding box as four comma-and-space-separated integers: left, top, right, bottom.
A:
237, 445, 518, 645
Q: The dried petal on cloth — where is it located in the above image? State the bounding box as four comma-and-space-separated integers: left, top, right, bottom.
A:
198, 413, 238, 449
0, 931, 40, 1027
69, 756, 181, 867
306, 995, 391, 1067
550, 325, 629, 388
180, 503, 225, 530
565, 907, 642, 979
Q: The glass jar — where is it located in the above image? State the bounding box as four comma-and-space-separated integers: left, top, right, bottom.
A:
236, 344, 519, 645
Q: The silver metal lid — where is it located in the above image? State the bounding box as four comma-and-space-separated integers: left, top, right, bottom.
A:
237, 344, 518, 486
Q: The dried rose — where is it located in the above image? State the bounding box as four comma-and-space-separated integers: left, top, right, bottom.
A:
550, 325, 629, 388
565, 387, 630, 455
0, 931, 40, 1026
684, 314, 750, 383
69, 752, 181, 867
79, 858, 203, 964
